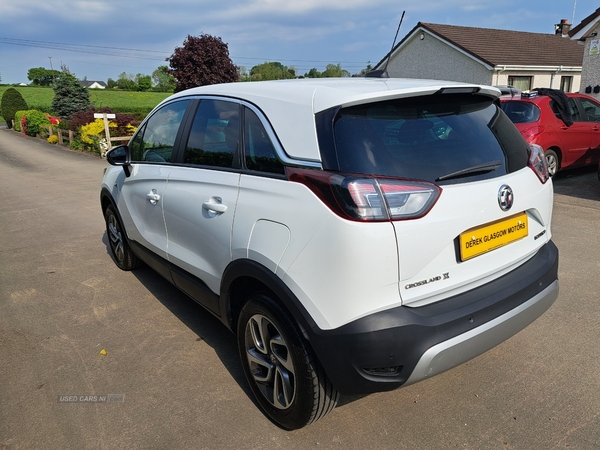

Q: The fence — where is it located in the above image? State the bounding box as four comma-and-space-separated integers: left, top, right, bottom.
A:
46, 126, 77, 146
109, 136, 132, 145
43, 126, 132, 155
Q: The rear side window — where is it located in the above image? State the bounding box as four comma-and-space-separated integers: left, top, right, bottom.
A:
183, 100, 240, 168
501, 101, 541, 123
550, 98, 581, 122
244, 107, 284, 174
321, 94, 528, 184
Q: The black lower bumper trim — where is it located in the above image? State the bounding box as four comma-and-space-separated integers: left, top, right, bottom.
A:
306, 241, 559, 394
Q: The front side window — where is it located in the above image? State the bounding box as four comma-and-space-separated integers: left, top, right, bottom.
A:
327, 94, 528, 184
130, 100, 189, 162
183, 100, 240, 168
580, 98, 600, 122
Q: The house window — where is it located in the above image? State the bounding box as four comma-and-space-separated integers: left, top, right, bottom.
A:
508, 76, 532, 92
560, 76, 573, 92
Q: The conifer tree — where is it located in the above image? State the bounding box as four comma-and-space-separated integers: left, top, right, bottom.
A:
51, 66, 91, 119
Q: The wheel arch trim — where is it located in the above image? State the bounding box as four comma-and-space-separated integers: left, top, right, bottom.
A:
220, 259, 318, 337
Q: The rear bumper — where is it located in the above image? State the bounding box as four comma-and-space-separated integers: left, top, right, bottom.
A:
404, 279, 558, 386
307, 241, 559, 394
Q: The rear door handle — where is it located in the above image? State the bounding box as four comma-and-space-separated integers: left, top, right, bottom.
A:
202, 197, 228, 214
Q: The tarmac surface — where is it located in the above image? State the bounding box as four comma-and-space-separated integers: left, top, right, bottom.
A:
0, 128, 599, 449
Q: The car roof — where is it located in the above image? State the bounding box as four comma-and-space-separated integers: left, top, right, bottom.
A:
500, 92, 583, 103
500, 94, 547, 103
165, 78, 501, 162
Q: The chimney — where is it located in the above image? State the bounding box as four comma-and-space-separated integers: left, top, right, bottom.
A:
555, 19, 572, 37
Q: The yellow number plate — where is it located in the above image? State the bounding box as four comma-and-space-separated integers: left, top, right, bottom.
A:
459, 213, 528, 261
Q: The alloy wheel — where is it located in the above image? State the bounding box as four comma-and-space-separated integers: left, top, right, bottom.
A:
244, 313, 296, 410
107, 212, 125, 264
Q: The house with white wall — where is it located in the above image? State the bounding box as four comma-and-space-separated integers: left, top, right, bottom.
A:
569, 7, 600, 100
79, 80, 107, 89
375, 21, 582, 92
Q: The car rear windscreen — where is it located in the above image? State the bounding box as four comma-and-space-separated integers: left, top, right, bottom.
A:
317, 94, 529, 184
500, 101, 541, 124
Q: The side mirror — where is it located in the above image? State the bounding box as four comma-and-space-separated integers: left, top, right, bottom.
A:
106, 145, 132, 177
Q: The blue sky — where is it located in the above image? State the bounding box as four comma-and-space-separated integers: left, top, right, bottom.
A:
0, 0, 596, 84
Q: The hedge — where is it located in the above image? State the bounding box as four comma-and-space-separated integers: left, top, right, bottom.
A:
1, 88, 28, 129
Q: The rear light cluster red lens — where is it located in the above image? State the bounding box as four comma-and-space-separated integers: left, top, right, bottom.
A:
286, 167, 441, 221
521, 125, 545, 141
527, 143, 549, 183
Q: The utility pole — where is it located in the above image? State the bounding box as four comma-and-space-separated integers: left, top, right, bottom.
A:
48, 56, 54, 85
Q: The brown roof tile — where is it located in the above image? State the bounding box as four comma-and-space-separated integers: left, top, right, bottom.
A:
379, 22, 583, 68
422, 23, 582, 67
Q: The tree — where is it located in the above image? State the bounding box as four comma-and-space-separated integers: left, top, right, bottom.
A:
1, 87, 28, 128
135, 74, 152, 92
304, 68, 322, 78
321, 64, 350, 78
151, 66, 176, 92
51, 66, 91, 119
167, 33, 238, 92
237, 66, 250, 82
27, 67, 61, 86
303, 64, 351, 79
358, 64, 374, 77
117, 72, 137, 91
249, 62, 296, 81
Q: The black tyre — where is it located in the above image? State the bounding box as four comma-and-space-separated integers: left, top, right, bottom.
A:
237, 293, 339, 430
104, 205, 139, 271
545, 149, 560, 177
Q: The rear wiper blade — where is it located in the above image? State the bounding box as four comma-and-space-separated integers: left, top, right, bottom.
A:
436, 160, 502, 182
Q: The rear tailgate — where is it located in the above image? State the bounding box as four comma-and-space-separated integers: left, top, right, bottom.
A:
394, 167, 554, 306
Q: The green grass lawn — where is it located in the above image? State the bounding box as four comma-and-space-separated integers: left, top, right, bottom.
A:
0, 86, 170, 123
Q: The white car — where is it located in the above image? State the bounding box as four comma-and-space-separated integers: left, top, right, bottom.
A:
100, 78, 559, 429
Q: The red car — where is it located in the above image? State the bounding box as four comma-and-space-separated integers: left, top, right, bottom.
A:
501, 91, 600, 176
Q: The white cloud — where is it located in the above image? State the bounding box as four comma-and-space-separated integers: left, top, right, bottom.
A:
227, 0, 393, 15
1, 0, 113, 22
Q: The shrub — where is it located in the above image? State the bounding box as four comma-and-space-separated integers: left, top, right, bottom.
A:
1, 88, 28, 129
80, 118, 117, 151
46, 114, 60, 125
14, 110, 51, 136
47, 135, 59, 144
64, 106, 138, 152
66, 106, 139, 135
13, 109, 28, 132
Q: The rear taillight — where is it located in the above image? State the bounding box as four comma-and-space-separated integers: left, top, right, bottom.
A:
520, 125, 545, 142
528, 143, 549, 183
286, 167, 441, 221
